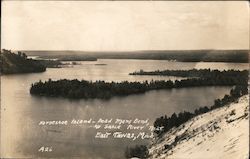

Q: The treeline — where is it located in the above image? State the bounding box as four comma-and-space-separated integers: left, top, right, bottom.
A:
57, 55, 97, 61
24, 50, 249, 63
130, 68, 247, 79
0, 49, 46, 74
0, 49, 65, 74
124, 84, 248, 158
95, 50, 249, 63
30, 79, 173, 99
153, 85, 248, 135
30, 69, 247, 99
38, 60, 62, 68
30, 54, 97, 61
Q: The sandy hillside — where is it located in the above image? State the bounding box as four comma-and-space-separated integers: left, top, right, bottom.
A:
149, 95, 249, 159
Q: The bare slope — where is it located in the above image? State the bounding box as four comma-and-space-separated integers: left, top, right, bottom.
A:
149, 95, 249, 159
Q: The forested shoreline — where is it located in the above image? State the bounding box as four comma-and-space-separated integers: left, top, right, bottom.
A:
125, 83, 248, 158
30, 69, 247, 99
126, 84, 248, 159
0, 49, 63, 74
0, 49, 46, 74
153, 84, 248, 135
129, 69, 247, 78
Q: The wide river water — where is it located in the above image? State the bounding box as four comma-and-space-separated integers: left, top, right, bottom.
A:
1, 59, 248, 158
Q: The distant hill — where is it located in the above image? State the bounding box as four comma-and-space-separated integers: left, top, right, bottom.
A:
24, 50, 249, 63
0, 49, 46, 74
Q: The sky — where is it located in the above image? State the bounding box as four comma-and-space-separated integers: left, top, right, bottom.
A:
1, 1, 249, 51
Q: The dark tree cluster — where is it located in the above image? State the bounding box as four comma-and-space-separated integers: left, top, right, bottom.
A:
30, 69, 248, 99
154, 111, 193, 135
38, 60, 62, 68
130, 68, 248, 81
210, 85, 248, 110
30, 79, 173, 99
57, 55, 97, 61
125, 145, 149, 159
153, 85, 248, 136
0, 49, 46, 74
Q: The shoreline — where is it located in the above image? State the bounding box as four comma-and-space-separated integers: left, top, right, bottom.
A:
148, 95, 249, 159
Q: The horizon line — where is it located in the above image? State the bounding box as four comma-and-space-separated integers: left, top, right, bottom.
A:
13, 49, 250, 52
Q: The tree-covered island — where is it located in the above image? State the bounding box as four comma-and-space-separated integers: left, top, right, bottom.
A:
30, 69, 248, 99
129, 68, 247, 78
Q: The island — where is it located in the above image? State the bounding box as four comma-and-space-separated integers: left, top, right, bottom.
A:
30, 69, 247, 99
129, 68, 247, 78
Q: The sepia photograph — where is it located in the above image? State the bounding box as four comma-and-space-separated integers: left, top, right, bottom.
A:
1, 1, 249, 159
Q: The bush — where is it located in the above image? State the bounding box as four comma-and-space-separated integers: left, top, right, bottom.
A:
125, 145, 149, 159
